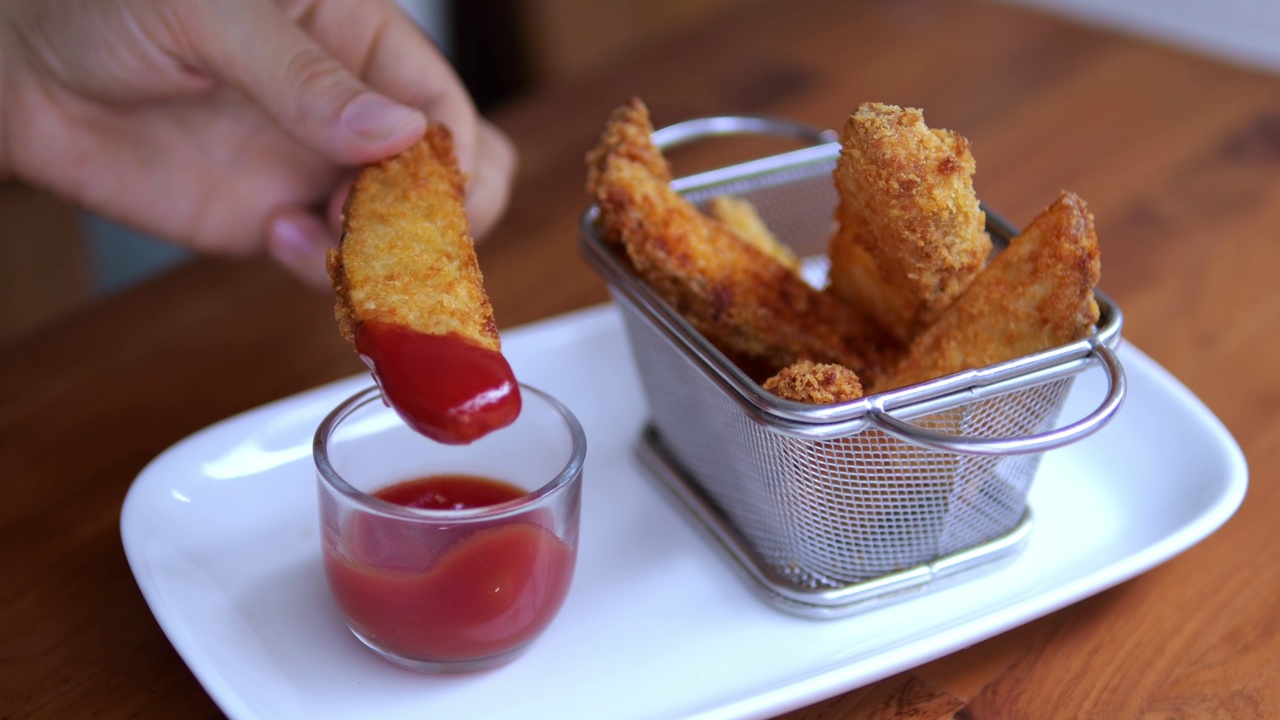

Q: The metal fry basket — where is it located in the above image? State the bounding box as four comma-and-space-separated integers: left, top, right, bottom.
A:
579, 116, 1126, 618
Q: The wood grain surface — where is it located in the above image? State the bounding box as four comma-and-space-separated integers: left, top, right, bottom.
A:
3, 0, 1278, 717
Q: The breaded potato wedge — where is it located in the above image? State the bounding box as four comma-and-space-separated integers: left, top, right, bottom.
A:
828, 102, 991, 341
328, 124, 500, 353
587, 98, 899, 381
763, 360, 864, 404
327, 124, 520, 445
704, 195, 800, 273
874, 191, 1101, 392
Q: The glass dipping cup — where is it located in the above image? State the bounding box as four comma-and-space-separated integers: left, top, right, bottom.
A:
314, 384, 586, 673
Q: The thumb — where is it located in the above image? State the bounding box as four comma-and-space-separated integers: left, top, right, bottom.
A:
193, 0, 426, 165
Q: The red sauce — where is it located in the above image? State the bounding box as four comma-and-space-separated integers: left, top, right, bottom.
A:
375, 474, 526, 510
323, 475, 576, 664
355, 322, 521, 444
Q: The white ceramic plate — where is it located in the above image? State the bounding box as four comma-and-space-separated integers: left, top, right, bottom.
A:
121, 304, 1247, 720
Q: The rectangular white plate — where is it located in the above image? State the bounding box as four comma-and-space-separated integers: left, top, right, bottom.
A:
121, 304, 1247, 720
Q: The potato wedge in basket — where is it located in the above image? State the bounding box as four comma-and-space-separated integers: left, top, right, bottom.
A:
828, 102, 992, 343
587, 97, 900, 382
875, 191, 1101, 392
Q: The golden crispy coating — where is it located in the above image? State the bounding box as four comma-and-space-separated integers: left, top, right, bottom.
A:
828, 102, 991, 341
704, 195, 800, 273
587, 98, 899, 381
763, 360, 864, 404
875, 191, 1101, 392
327, 124, 500, 352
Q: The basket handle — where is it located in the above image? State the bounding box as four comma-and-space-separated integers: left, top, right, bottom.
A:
651, 115, 837, 151
868, 340, 1127, 456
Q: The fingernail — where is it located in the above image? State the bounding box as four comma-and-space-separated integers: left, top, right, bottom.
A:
269, 216, 339, 290
270, 216, 322, 260
341, 92, 423, 141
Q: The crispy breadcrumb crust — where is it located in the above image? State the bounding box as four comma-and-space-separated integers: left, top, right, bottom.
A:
875, 191, 1101, 392
327, 124, 500, 352
763, 360, 864, 404
587, 98, 899, 381
828, 102, 991, 342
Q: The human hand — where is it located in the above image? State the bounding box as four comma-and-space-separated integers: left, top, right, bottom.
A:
0, 0, 516, 288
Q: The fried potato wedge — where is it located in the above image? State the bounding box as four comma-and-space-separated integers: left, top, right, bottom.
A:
874, 191, 1101, 392
763, 360, 864, 404
587, 98, 898, 381
327, 124, 500, 353
828, 102, 991, 341
326, 124, 520, 444
704, 195, 800, 273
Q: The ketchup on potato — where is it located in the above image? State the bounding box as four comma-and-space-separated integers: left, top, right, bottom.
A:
355, 322, 522, 445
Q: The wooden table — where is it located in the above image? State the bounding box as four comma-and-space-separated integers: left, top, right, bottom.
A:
4, 0, 1277, 716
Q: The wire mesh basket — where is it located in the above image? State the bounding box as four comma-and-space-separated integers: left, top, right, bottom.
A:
579, 116, 1126, 618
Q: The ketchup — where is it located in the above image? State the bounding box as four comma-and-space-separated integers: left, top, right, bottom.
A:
323, 475, 576, 664
355, 322, 522, 444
